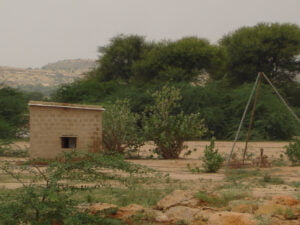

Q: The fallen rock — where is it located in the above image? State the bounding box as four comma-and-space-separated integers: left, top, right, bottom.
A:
207, 212, 256, 225
88, 203, 118, 214
165, 206, 199, 223
144, 209, 170, 223
193, 208, 216, 221
272, 195, 300, 206
115, 204, 144, 219
156, 190, 198, 210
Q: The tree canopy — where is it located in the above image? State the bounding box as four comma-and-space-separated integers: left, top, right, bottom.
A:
132, 37, 224, 83
90, 34, 151, 82
220, 23, 300, 84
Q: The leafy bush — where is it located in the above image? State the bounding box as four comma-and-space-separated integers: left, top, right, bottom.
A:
285, 139, 300, 165
143, 86, 206, 159
201, 139, 224, 172
0, 150, 149, 225
103, 99, 144, 155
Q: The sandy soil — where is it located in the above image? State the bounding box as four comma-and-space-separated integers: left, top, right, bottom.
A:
128, 141, 291, 181
1, 141, 299, 192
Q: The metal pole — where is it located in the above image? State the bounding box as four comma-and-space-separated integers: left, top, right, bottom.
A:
226, 73, 261, 169
242, 72, 262, 164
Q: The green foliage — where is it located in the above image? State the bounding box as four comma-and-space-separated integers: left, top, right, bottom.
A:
132, 37, 224, 83
0, 150, 149, 225
225, 169, 262, 183
285, 139, 300, 165
103, 99, 144, 155
88, 35, 224, 84
91, 34, 151, 82
179, 81, 229, 139
0, 87, 28, 139
201, 139, 224, 172
52, 79, 121, 103
143, 86, 206, 159
73, 186, 174, 208
195, 189, 250, 207
224, 83, 299, 140
220, 22, 300, 85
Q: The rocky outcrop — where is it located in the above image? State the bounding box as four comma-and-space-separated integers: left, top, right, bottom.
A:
82, 192, 300, 225
156, 189, 199, 210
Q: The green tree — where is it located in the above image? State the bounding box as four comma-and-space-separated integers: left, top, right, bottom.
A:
220, 23, 300, 84
144, 86, 206, 159
90, 34, 151, 82
0, 87, 28, 139
103, 99, 144, 155
133, 37, 224, 82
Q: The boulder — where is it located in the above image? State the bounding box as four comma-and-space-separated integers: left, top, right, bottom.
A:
156, 190, 198, 210
193, 208, 216, 221
207, 212, 256, 225
165, 206, 199, 223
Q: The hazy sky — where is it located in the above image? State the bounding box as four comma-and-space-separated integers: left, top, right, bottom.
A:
1, 0, 299, 68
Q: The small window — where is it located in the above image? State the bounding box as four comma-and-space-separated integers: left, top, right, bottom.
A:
61, 137, 77, 148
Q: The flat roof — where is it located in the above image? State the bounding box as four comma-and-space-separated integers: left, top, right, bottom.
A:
29, 101, 105, 111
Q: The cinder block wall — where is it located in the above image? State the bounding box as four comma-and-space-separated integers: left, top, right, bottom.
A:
29, 105, 102, 158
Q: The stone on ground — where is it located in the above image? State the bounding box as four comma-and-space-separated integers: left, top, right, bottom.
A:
156, 190, 198, 210
207, 212, 256, 225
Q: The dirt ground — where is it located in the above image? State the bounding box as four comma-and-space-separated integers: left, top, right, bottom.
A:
129, 141, 291, 180
1, 141, 300, 192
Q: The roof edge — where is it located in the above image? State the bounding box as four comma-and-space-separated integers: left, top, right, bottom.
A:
29, 101, 105, 111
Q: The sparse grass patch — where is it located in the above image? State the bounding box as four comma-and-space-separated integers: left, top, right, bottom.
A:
260, 173, 285, 185
0, 146, 29, 157
195, 188, 250, 207
256, 215, 271, 225
186, 163, 203, 173
291, 181, 300, 188
225, 168, 262, 184
72, 186, 176, 207
271, 154, 288, 167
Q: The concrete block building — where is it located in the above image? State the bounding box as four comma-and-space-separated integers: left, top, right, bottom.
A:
29, 101, 105, 158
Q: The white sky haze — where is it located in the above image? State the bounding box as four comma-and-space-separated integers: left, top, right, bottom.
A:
0, 0, 299, 67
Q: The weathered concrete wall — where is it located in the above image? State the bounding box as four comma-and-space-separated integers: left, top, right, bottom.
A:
29, 104, 103, 158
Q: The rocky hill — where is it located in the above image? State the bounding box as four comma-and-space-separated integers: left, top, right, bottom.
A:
0, 59, 97, 95
41, 59, 97, 73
